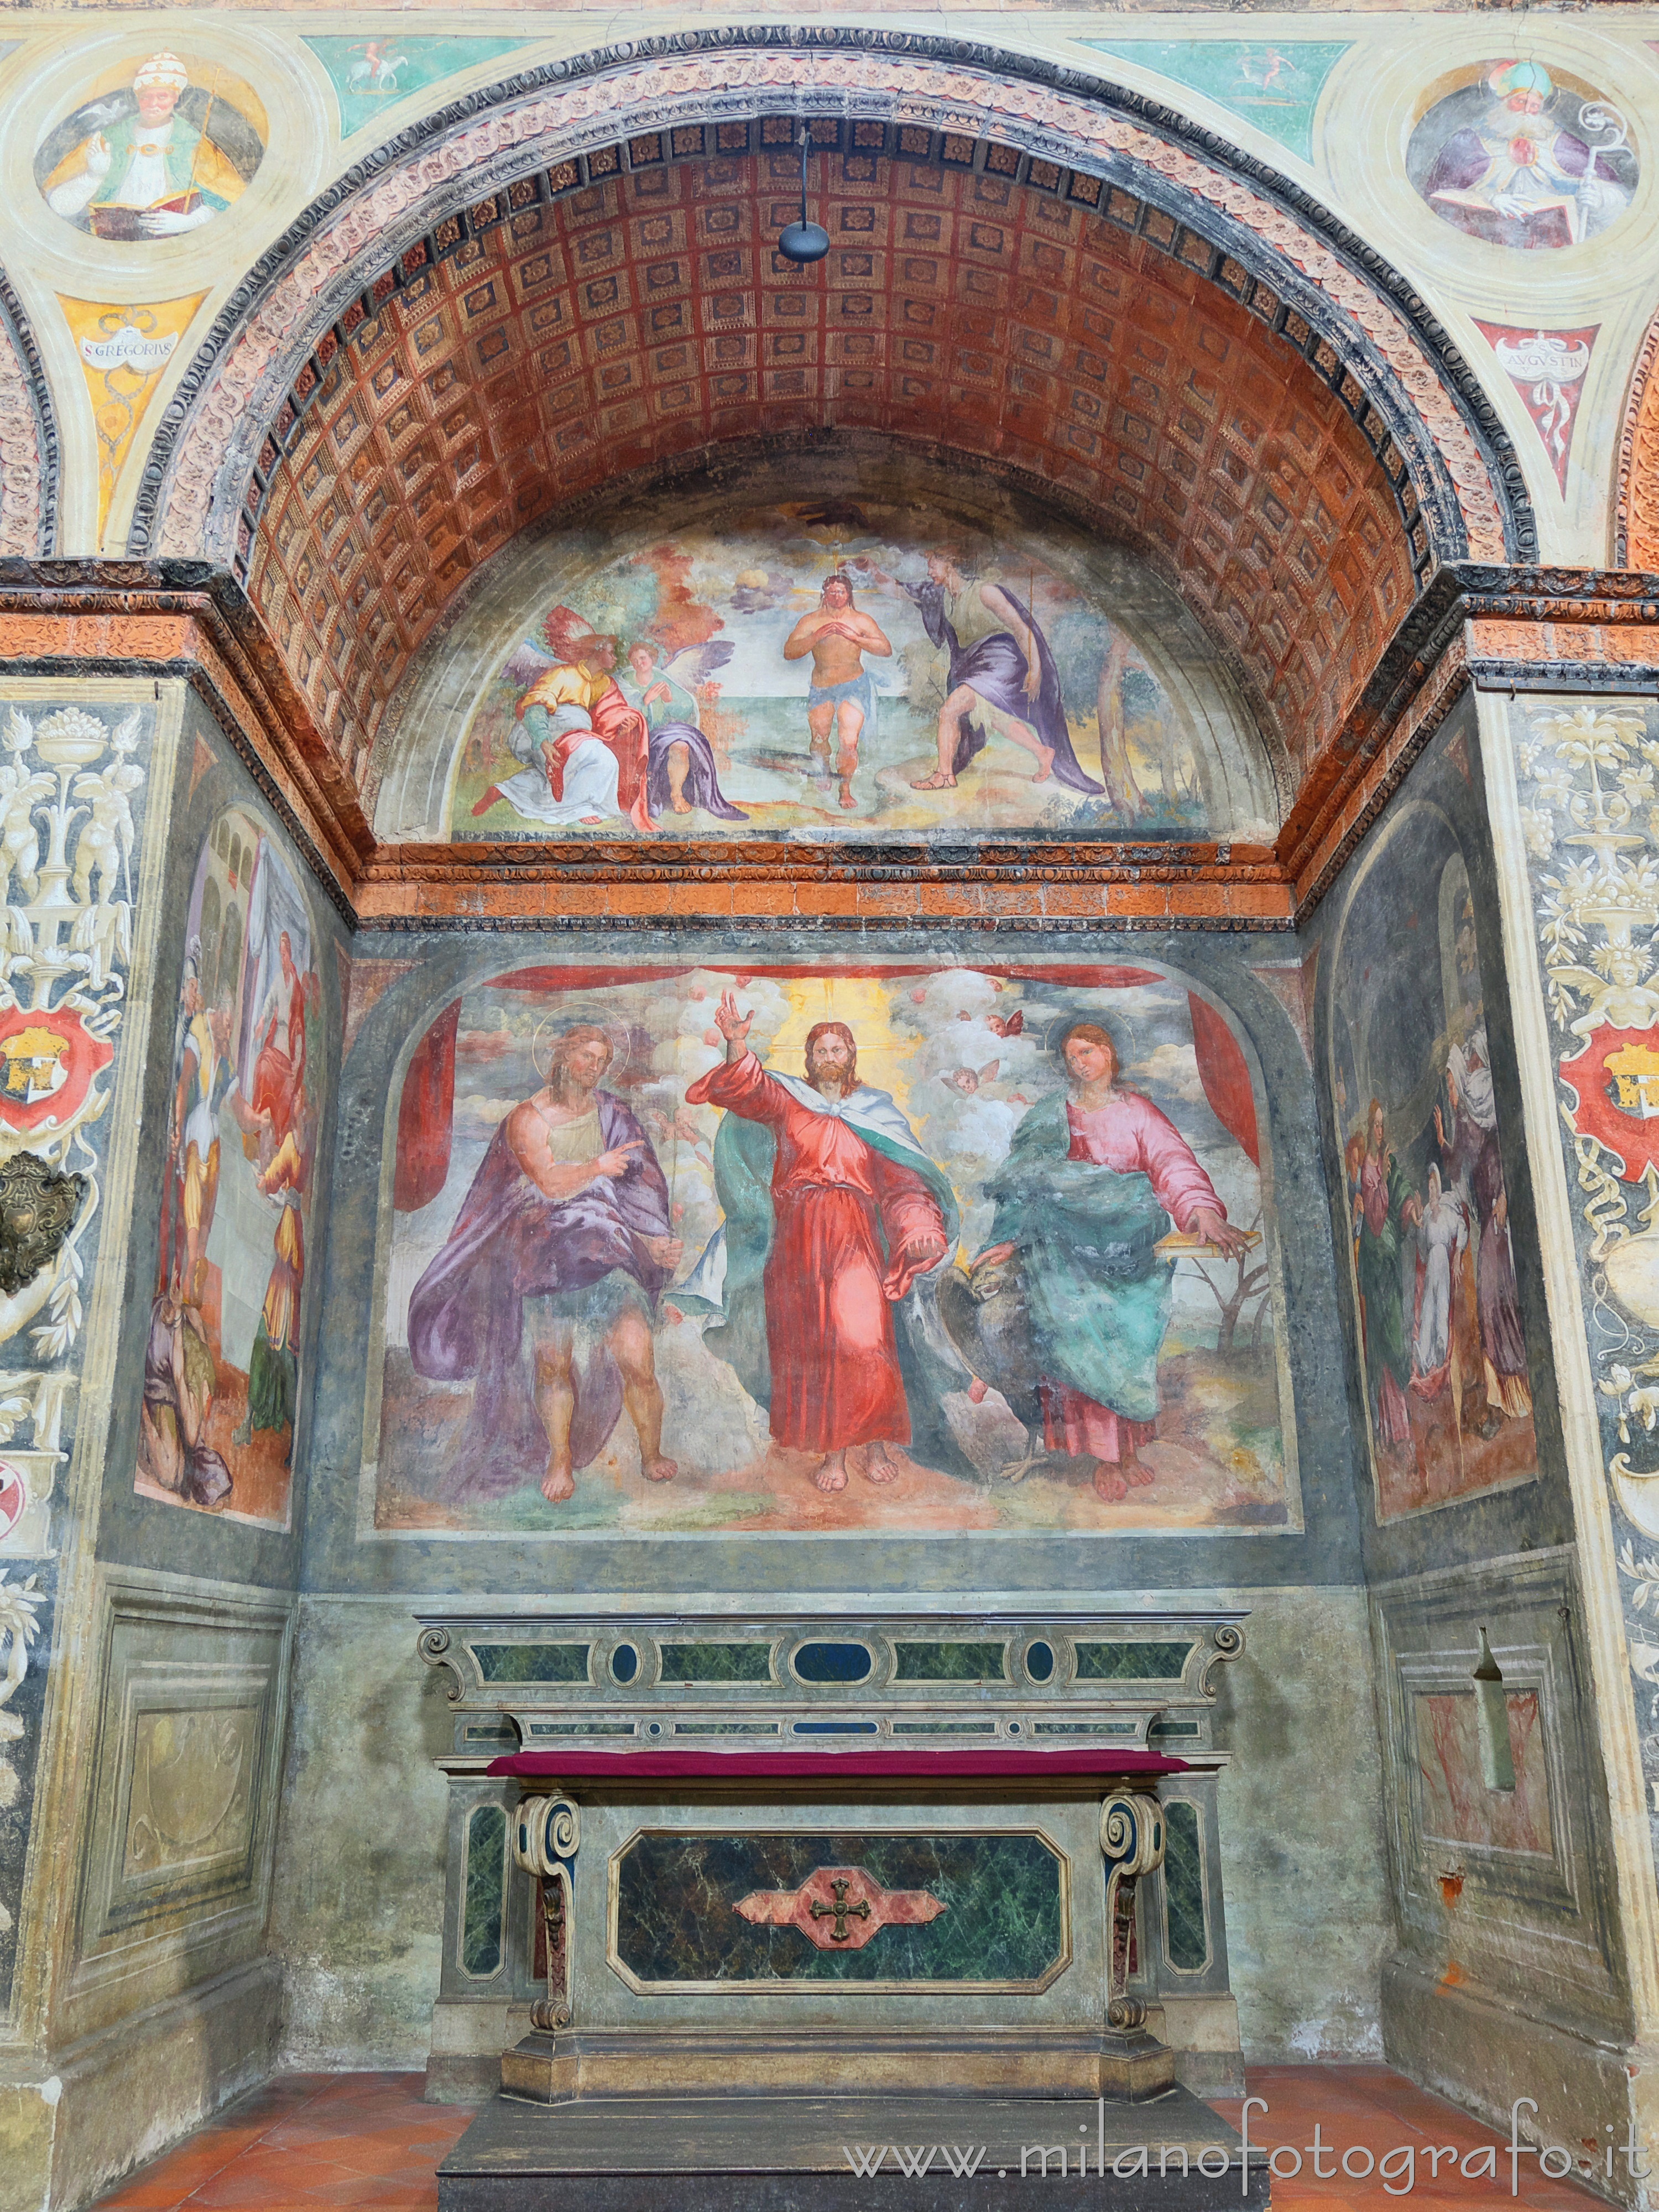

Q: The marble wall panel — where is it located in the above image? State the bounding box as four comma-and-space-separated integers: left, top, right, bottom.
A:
1370, 1547, 1626, 2039
65, 1570, 293, 2034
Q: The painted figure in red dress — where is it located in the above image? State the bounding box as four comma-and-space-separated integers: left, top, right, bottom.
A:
249, 930, 306, 1147
684, 992, 954, 1494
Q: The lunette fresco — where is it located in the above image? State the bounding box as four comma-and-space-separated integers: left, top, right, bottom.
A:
445, 498, 1278, 847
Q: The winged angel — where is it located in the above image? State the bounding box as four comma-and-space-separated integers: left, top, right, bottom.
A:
480, 611, 745, 830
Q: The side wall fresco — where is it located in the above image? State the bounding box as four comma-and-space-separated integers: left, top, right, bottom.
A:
1306, 696, 1638, 2164
0, 686, 347, 2212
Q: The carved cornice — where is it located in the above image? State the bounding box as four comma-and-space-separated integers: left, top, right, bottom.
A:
0, 559, 371, 910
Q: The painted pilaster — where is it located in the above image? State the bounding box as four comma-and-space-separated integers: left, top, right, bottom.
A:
0, 681, 176, 2212
1480, 683, 1659, 2180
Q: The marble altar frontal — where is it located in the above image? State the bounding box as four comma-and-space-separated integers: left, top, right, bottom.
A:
419, 1609, 1245, 2106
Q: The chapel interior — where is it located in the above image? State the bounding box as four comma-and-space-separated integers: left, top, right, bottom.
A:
2, 6, 1659, 2210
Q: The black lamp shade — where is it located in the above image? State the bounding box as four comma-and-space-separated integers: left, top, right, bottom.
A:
778, 220, 830, 264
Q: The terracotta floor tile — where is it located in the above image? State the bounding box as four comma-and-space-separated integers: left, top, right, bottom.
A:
88, 2063, 1615, 2212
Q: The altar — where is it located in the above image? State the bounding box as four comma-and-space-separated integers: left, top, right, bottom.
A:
416, 1609, 1248, 2112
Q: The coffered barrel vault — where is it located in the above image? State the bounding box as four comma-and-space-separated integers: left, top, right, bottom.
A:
238, 123, 1421, 807
117, 19, 1540, 862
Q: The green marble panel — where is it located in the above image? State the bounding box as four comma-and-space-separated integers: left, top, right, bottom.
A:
892, 1641, 1008, 1682
660, 1642, 773, 1683
614, 1831, 1064, 1985
461, 1806, 507, 1978
1162, 1801, 1207, 1971
1073, 1640, 1194, 1681
472, 1642, 591, 1683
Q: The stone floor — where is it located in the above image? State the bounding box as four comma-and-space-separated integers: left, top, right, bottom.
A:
90, 2065, 1609, 2211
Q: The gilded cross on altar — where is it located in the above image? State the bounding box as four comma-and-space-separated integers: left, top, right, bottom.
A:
734, 1864, 946, 1952
809, 1876, 872, 1942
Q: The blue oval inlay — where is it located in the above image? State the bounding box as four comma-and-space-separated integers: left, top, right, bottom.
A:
793, 1719, 879, 1734
1026, 1641, 1055, 1683
1008, 1721, 1022, 1735
794, 1641, 873, 1683
612, 1644, 639, 1684
646, 1721, 662, 1736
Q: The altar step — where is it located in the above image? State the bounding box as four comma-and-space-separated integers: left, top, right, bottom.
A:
437, 2088, 1267, 2211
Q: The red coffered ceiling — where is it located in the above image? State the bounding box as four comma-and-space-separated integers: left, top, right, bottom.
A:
242, 122, 1418, 804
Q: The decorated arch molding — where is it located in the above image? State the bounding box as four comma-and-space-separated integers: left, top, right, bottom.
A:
1618, 302, 1659, 568
133, 28, 1527, 579
0, 269, 55, 559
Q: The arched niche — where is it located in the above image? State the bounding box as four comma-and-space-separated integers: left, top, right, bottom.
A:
126, 34, 1531, 811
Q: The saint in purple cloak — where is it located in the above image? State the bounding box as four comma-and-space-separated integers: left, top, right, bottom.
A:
406, 1025, 682, 1505
865, 552, 1102, 796
1420, 62, 1632, 250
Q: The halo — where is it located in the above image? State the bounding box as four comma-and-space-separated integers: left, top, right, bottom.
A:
1043, 1006, 1140, 1073
530, 1012, 634, 1086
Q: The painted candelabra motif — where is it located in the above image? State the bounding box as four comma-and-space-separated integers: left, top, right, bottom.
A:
135, 805, 327, 1530
372, 959, 1296, 1538
0, 706, 144, 1366
447, 500, 1276, 845
1327, 784, 1537, 1521
1407, 60, 1636, 252
1512, 699, 1659, 1832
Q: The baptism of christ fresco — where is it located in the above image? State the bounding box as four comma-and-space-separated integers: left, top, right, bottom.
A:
442, 498, 1279, 844
369, 961, 1297, 1537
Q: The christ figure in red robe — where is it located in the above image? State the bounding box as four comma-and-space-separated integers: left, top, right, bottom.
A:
685, 992, 950, 1494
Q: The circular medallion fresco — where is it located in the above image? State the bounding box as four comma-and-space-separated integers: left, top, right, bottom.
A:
34, 50, 267, 241
1407, 59, 1636, 251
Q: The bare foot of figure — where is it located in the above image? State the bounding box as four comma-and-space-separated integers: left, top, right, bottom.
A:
813, 1452, 849, 1493
1031, 746, 1056, 784
642, 1455, 679, 1483
838, 782, 857, 810
910, 770, 956, 791
1092, 1460, 1129, 1503
860, 1443, 900, 1485
1124, 1452, 1155, 1489
542, 1455, 576, 1503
